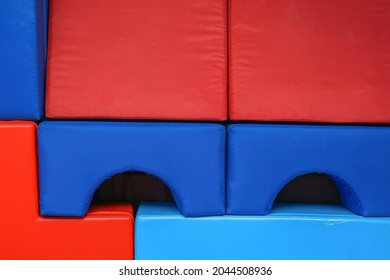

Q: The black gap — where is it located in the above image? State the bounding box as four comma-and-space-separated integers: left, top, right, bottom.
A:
92, 171, 174, 214
275, 173, 341, 204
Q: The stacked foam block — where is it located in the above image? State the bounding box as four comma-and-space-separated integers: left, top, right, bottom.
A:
0, 0, 133, 259
1, 0, 390, 260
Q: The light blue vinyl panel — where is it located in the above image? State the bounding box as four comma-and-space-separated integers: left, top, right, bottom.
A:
136, 202, 390, 260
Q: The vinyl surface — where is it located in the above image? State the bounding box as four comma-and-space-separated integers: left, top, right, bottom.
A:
0, 0, 46, 120
46, 0, 227, 120
227, 124, 390, 216
38, 121, 226, 217
229, 0, 390, 123
136, 202, 390, 260
0, 122, 134, 259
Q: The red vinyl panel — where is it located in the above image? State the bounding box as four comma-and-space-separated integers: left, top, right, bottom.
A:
229, 0, 390, 123
46, 0, 227, 120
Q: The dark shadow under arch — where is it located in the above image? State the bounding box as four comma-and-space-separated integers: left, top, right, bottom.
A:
273, 172, 364, 215
276, 173, 341, 204
92, 171, 174, 212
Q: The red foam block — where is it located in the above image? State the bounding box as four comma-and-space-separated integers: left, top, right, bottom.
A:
0, 122, 133, 259
229, 0, 390, 123
46, 0, 227, 120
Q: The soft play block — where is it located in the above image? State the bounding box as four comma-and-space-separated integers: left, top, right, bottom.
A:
0, 0, 46, 120
46, 0, 227, 120
34, 203, 134, 260
136, 202, 390, 260
38, 121, 225, 217
0, 122, 134, 259
229, 0, 390, 123
227, 124, 390, 216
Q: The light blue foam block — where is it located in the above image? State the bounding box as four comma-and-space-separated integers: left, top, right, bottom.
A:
136, 202, 390, 260
0, 0, 47, 120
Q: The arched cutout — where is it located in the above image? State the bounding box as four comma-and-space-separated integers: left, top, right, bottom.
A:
276, 173, 341, 204
271, 172, 364, 215
92, 171, 174, 212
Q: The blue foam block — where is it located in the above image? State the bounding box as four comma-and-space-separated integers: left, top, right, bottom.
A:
227, 124, 390, 216
0, 0, 47, 120
136, 202, 390, 260
43, 0, 48, 54
38, 121, 226, 217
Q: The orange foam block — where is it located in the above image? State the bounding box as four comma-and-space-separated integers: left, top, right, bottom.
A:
0, 122, 133, 259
